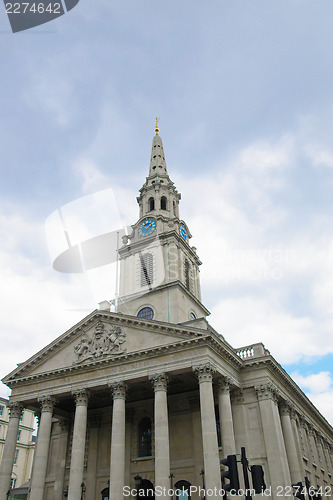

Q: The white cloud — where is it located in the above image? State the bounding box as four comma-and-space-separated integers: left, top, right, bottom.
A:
210, 297, 317, 364
0, 210, 100, 398
291, 371, 333, 424
291, 371, 332, 394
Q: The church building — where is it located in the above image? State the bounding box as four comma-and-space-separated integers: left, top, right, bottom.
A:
0, 124, 332, 500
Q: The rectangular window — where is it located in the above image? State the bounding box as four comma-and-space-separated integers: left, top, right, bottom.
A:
0, 405, 4, 416
13, 449, 19, 465
10, 478, 16, 489
17, 430, 21, 441
140, 253, 154, 287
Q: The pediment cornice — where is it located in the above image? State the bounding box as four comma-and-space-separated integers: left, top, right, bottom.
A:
3, 323, 242, 387
3, 310, 235, 385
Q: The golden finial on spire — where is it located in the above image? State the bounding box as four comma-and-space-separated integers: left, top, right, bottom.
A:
155, 117, 160, 135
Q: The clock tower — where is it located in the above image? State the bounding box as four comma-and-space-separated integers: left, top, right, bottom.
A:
117, 121, 209, 323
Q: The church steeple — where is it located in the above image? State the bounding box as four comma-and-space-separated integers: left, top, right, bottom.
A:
137, 122, 181, 219
149, 118, 168, 176
118, 124, 210, 324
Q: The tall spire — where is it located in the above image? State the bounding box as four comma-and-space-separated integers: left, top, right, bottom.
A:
149, 118, 167, 176
155, 117, 160, 135
137, 119, 181, 219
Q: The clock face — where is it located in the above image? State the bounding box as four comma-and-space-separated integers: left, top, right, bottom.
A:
138, 219, 156, 237
179, 224, 188, 242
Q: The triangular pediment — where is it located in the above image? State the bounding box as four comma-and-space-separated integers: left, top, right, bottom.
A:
3, 310, 208, 383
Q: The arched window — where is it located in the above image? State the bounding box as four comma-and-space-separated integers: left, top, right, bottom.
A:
184, 259, 190, 290
189, 312, 196, 321
138, 417, 152, 457
137, 307, 154, 320
175, 480, 191, 499
160, 196, 167, 210
173, 201, 176, 216
149, 197, 155, 211
140, 253, 154, 286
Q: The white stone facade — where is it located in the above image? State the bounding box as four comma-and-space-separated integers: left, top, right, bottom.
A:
0, 130, 332, 500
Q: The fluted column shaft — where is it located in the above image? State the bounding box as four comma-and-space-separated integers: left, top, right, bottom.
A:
280, 404, 302, 483
256, 385, 290, 499
217, 378, 236, 455
110, 382, 127, 500
68, 390, 89, 500
0, 402, 23, 498
150, 373, 170, 497
290, 413, 305, 479
54, 420, 69, 500
194, 365, 221, 499
29, 396, 56, 500
308, 426, 320, 466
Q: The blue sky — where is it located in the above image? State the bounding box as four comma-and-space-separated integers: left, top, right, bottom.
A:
1, 0, 333, 424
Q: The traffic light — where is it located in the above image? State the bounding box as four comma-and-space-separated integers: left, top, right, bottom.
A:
250, 465, 266, 493
292, 482, 305, 500
221, 455, 240, 493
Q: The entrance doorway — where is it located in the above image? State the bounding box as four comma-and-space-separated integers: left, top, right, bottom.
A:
137, 479, 155, 499
101, 487, 109, 500
174, 480, 191, 499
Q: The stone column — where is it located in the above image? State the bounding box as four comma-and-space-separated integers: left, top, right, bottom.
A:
29, 396, 56, 500
308, 426, 320, 467
125, 409, 134, 487
68, 389, 89, 500
54, 419, 69, 500
328, 444, 333, 473
194, 364, 221, 499
290, 410, 305, 478
109, 381, 127, 500
189, 397, 204, 488
256, 385, 291, 499
150, 373, 170, 498
299, 417, 311, 460
85, 415, 101, 500
230, 389, 248, 454
323, 440, 332, 475
279, 403, 302, 483
0, 402, 23, 498
217, 378, 236, 455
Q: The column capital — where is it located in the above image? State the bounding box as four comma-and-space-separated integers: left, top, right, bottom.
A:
72, 388, 89, 406
323, 440, 330, 451
193, 363, 215, 383
217, 376, 232, 394
307, 425, 316, 437
290, 406, 299, 421
298, 414, 308, 429
255, 383, 279, 403
7, 401, 23, 419
109, 381, 127, 399
279, 400, 293, 416
38, 395, 57, 413
149, 372, 168, 391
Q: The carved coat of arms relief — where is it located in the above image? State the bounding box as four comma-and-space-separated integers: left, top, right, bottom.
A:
73, 321, 126, 364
